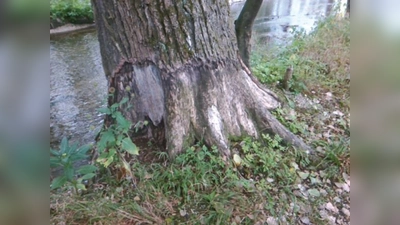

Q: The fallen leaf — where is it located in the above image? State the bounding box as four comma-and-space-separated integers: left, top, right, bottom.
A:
298, 171, 310, 180
233, 154, 242, 166
301, 216, 310, 224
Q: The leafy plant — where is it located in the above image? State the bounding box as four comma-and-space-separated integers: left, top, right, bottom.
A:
50, 137, 97, 193
96, 97, 140, 180
50, 0, 93, 24
240, 135, 296, 185
272, 107, 307, 135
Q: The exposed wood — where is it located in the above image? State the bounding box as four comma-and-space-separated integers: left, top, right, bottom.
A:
283, 66, 293, 91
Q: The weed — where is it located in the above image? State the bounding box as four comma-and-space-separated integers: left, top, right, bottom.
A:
50, 137, 97, 193
96, 97, 140, 181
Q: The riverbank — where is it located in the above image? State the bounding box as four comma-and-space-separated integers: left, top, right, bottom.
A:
50, 23, 95, 39
50, 14, 350, 225
50, 0, 93, 29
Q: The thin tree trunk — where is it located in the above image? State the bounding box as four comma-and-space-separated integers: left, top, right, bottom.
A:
91, 0, 314, 158
234, 0, 263, 68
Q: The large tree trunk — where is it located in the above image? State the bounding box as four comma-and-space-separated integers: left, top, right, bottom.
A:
91, 0, 313, 158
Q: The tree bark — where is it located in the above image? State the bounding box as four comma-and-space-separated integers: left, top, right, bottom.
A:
91, 0, 313, 158
234, 0, 263, 68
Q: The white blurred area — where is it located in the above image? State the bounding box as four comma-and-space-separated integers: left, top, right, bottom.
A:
355, 0, 400, 36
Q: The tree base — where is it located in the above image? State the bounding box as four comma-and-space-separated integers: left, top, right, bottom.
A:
161, 59, 314, 158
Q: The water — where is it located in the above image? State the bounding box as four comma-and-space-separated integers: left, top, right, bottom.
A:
50, 32, 107, 148
50, 0, 343, 148
231, 0, 339, 45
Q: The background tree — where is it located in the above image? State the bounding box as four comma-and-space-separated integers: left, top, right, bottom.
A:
91, 0, 314, 158
235, 0, 263, 68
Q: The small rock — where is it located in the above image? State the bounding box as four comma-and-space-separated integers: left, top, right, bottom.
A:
290, 202, 300, 212
300, 217, 310, 224
293, 190, 303, 197
328, 215, 336, 224
332, 110, 344, 117
325, 92, 333, 100
319, 189, 328, 196
319, 210, 328, 219
335, 188, 343, 194
342, 208, 350, 217
334, 196, 341, 203
179, 209, 187, 217
235, 215, 241, 223
134, 196, 140, 201
266, 217, 278, 225
325, 202, 339, 213
342, 183, 350, 192
335, 182, 343, 188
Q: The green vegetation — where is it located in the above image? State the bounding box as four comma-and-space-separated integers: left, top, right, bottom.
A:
51, 15, 350, 224
96, 97, 139, 177
50, 0, 93, 25
50, 137, 97, 194
251, 15, 350, 98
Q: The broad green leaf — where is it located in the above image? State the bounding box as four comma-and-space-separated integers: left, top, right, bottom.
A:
97, 130, 116, 151
77, 165, 97, 175
69, 153, 89, 161
108, 148, 117, 157
111, 103, 119, 111
121, 137, 139, 155
50, 157, 61, 168
51, 176, 67, 190
60, 137, 68, 153
76, 183, 86, 191
120, 97, 129, 105
115, 112, 130, 130
76, 144, 91, 155
50, 149, 61, 156
80, 173, 96, 180
64, 166, 74, 181
98, 107, 111, 114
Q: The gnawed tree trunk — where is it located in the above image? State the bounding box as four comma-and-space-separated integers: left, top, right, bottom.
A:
91, 0, 313, 158
235, 0, 263, 68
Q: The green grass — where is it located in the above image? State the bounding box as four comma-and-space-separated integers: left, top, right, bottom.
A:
251, 15, 350, 100
51, 138, 349, 224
